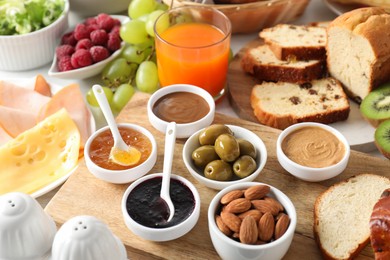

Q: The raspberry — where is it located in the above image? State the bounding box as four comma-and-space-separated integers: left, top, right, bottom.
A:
90, 29, 108, 46
109, 25, 120, 38
96, 13, 115, 32
90, 46, 110, 63
75, 38, 93, 50
107, 33, 122, 52
71, 49, 93, 69
112, 18, 121, 27
58, 56, 74, 72
55, 44, 75, 59
86, 23, 100, 32
61, 32, 77, 46
84, 17, 97, 26
74, 23, 92, 41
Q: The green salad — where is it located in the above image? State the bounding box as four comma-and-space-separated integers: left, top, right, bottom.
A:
0, 0, 65, 35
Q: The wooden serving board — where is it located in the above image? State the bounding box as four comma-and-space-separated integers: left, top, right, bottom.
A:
45, 92, 390, 259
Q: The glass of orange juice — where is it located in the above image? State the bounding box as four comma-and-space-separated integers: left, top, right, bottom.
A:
154, 6, 232, 101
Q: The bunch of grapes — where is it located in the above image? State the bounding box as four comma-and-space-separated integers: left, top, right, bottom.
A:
87, 0, 168, 113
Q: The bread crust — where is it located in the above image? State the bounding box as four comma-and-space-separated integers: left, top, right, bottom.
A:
264, 40, 327, 61
241, 48, 327, 84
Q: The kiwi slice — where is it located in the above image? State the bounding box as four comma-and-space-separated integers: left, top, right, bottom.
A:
360, 83, 390, 127
375, 119, 390, 159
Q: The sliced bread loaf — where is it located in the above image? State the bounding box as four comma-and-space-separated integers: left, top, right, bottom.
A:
327, 7, 390, 103
241, 44, 326, 84
314, 174, 390, 260
259, 24, 327, 61
250, 77, 350, 130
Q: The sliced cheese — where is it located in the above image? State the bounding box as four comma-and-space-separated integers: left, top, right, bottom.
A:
0, 109, 80, 195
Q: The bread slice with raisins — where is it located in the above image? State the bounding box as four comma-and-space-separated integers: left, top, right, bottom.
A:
250, 77, 350, 130
259, 24, 327, 61
241, 44, 326, 84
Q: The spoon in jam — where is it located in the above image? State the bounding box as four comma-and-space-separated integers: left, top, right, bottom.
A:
92, 84, 141, 166
160, 122, 176, 222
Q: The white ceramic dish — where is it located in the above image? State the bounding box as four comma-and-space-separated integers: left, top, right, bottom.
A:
0, 77, 95, 199
0, 0, 69, 71
121, 173, 201, 242
182, 124, 267, 190
147, 84, 216, 139
208, 182, 297, 260
84, 123, 158, 184
276, 122, 350, 182
48, 15, 129, 80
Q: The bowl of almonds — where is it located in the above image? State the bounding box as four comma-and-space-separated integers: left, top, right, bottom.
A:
208, 182, 297, 260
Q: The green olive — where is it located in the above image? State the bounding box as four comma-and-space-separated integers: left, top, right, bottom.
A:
191, 145, 219, 168
214, 134, 240, 162
204, 160, 233, 181
237, 138, 257, 159
233, 155, 257, 179
198, 124, 233, 145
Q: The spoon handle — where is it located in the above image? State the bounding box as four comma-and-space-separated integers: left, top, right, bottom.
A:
92, 85, 122, 143
161, 122, 177, 196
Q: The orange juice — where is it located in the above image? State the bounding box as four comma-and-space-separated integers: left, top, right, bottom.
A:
155, 22, 230, 98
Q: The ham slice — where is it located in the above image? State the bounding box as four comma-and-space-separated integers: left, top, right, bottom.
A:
37, 83, 91, 146
0, 107, 36, 139
34, 74, 52, 97
0, 126, 12, 146
0, 80, 51, 116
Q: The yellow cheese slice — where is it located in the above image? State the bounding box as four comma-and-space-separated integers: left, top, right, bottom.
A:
0, 109, 80, 195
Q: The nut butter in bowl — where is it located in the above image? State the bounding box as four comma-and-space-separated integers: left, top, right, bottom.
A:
276, 122, 350, 182
147, 84, 215, 138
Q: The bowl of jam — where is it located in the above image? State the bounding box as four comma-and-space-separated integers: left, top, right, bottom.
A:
121, 173, 201, 242
84, 123, 158, 184
147, 84, 215, 138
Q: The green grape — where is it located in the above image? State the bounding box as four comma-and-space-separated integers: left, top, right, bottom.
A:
86, 87, 113, 107
135, 39, 154, 60
137, 14, 149, 23
145, 10, 164, 37
120, 20, 149, 45
112, 83, 136, 111
121, 44, 145, 64
102, 58, 137, 87
154, 12, 170, 36
174, 13, 193, 24
128, 0, 156, 19
155, 2, 169, 11
136, 61, 159, 93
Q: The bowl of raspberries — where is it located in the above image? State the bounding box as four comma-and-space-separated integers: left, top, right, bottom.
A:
48, 13, 128, 79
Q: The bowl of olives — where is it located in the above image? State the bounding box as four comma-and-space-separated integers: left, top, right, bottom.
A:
182, 124, 267, 190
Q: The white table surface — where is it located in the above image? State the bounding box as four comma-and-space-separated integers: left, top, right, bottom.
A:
0, 0, 384, 158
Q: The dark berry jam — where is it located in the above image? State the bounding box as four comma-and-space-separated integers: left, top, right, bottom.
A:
126, 176, 195, 228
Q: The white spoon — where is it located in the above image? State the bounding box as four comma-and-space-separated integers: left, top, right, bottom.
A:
92, 84, 141, 166
160, 122, 177, 222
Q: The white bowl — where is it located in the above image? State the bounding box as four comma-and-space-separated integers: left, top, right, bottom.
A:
208, 182, 297, 260
84, 123, 157, 184
147, 84, 215, 139
48, 15, 128, 80
182, 124, 267, 190
276, 122, 350, 182
51, 215, 127, 260
69, 0, 131, 17
0, 1, 69, 71
121, 173, 201, 242
0, 192, 57, 259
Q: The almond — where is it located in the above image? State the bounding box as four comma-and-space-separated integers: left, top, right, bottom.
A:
216, 215, 233, 236
239, 216, 258, 244
258, 212, 275, 241
244, 185, 270, 200
220, 190, 244, 204
220, 211, 242, 233
264, 196, 284, 212
252, 199, 280, 216
238, 209, 263, 222
225, 198, 251, 214
274, 213, 290, 240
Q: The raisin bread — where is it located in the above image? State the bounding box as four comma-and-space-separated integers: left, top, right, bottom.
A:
327, 7, 390, 103
241, 44, 326, 84
250, 77, 350, 129
314, 174, 390, 260
259, 24, 327, 61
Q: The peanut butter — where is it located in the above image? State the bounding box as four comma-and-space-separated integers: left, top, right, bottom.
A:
281, 126, 345, 168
